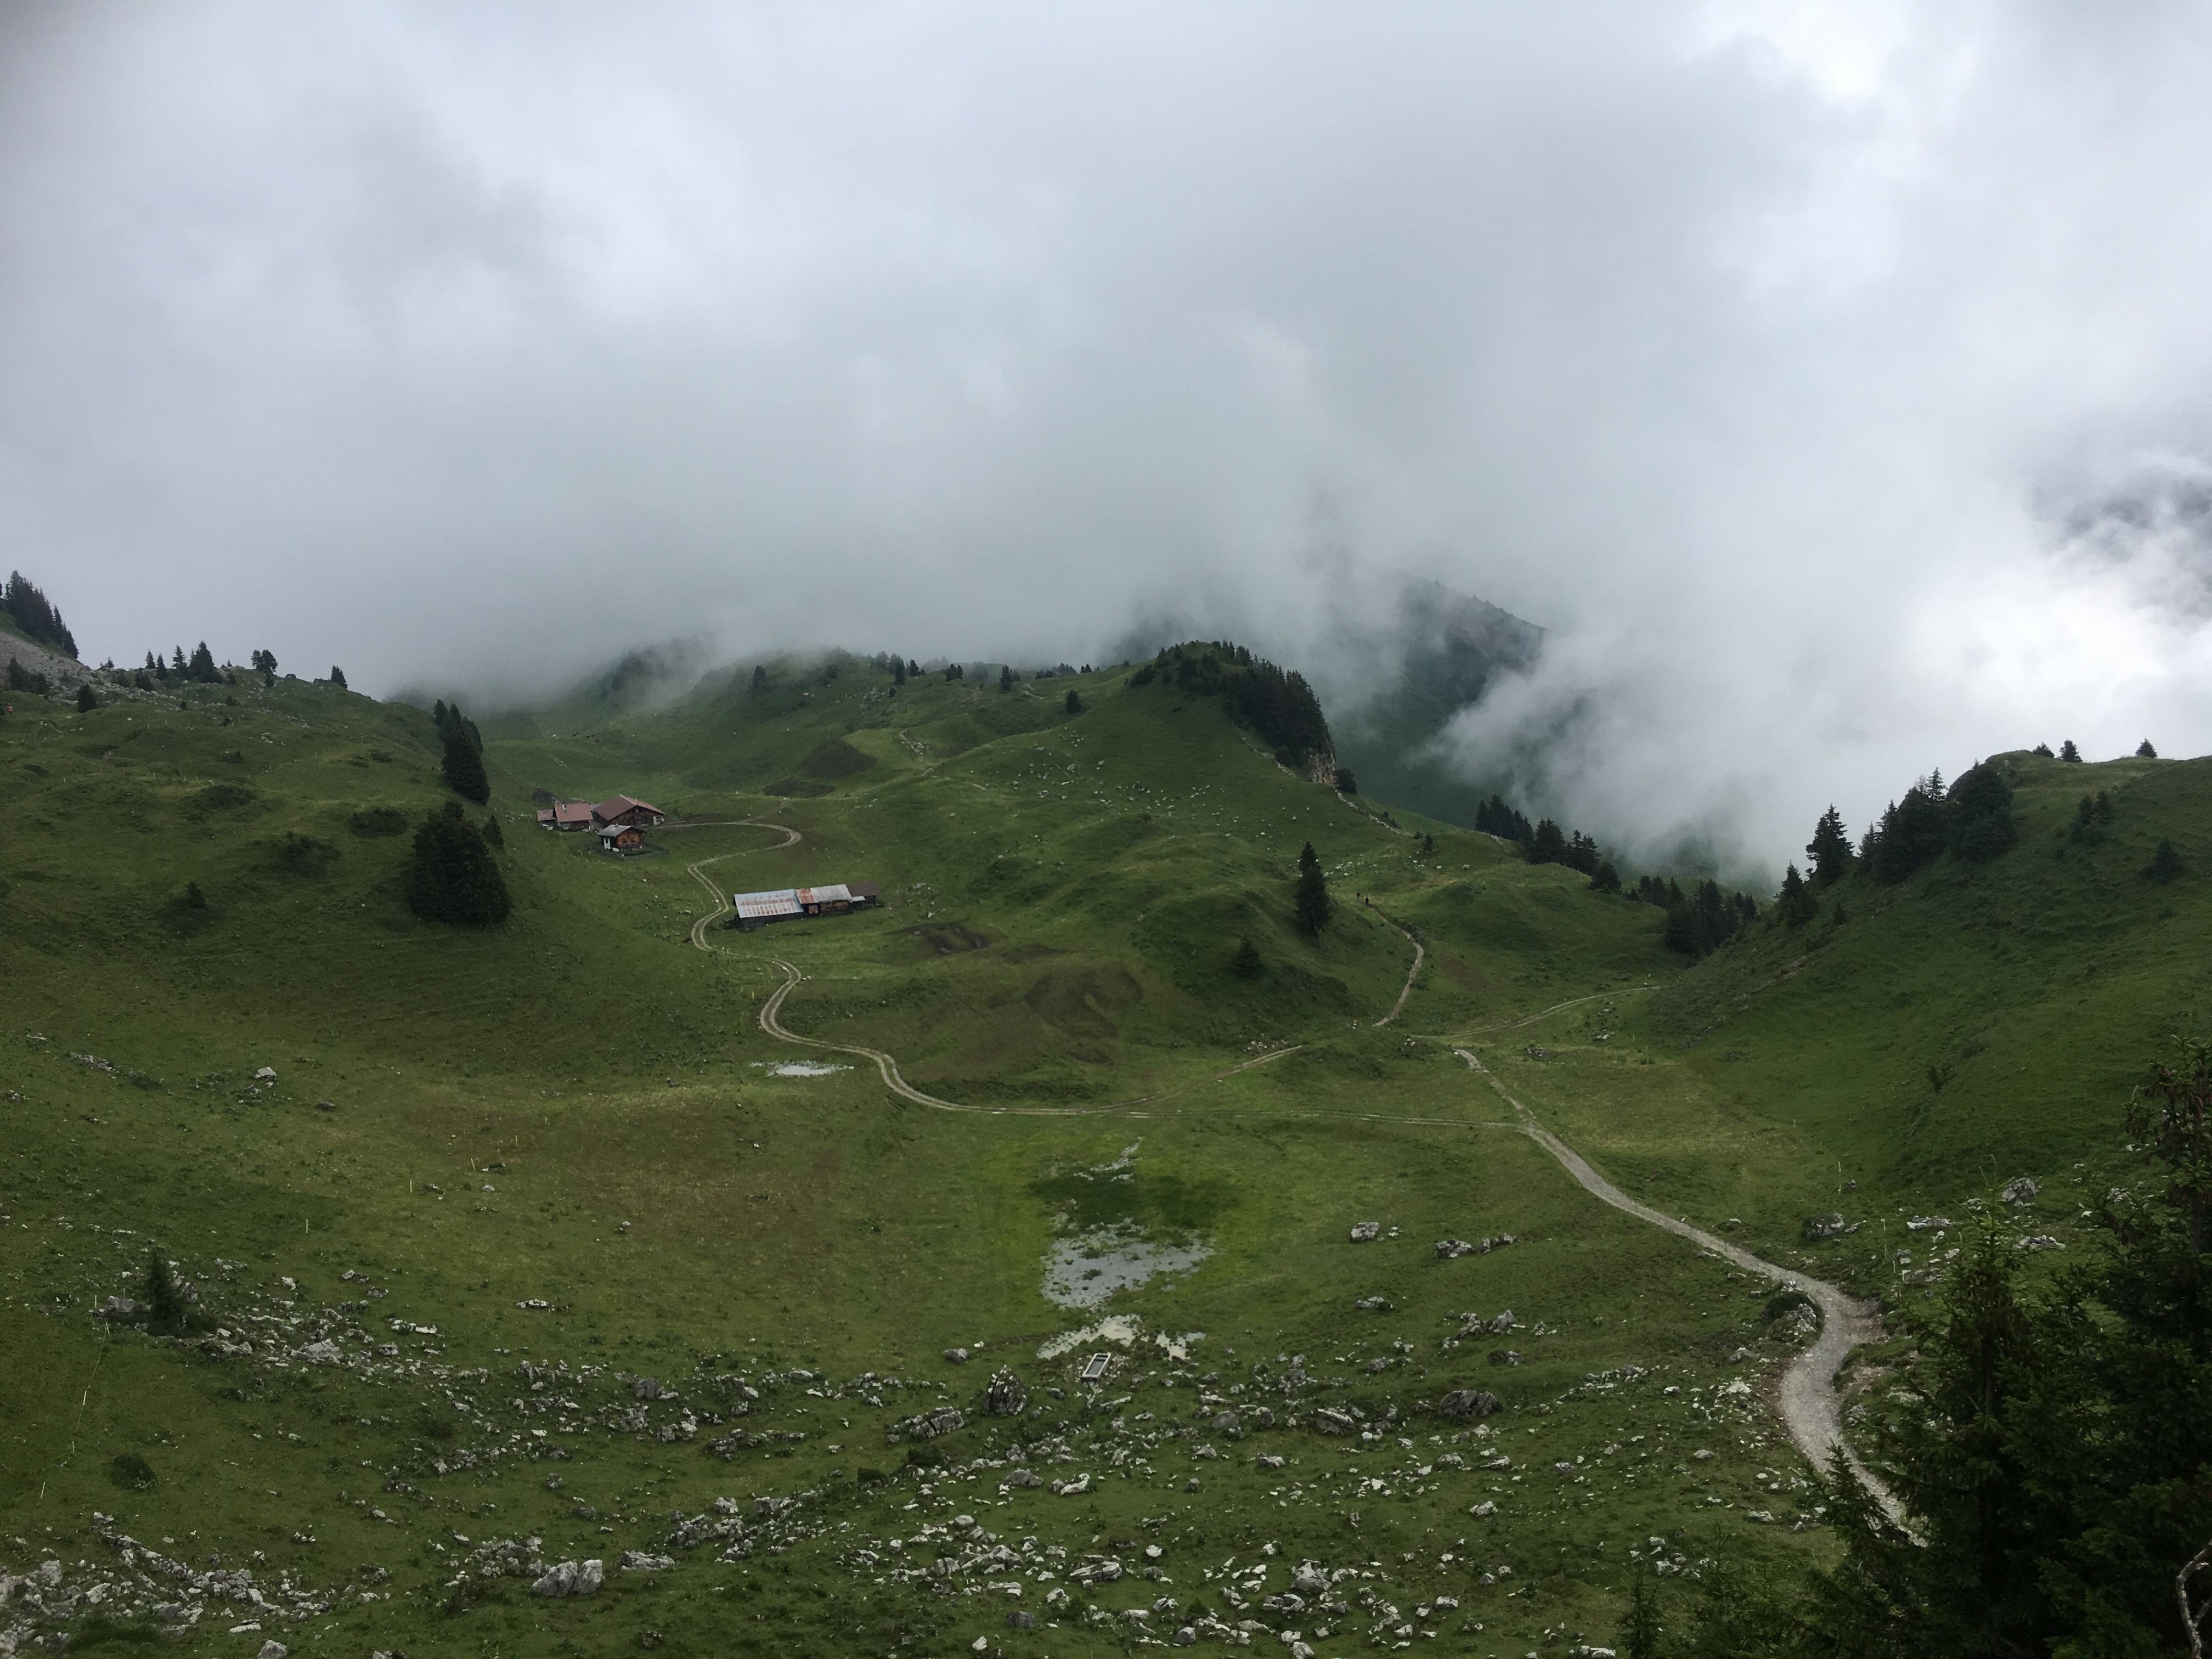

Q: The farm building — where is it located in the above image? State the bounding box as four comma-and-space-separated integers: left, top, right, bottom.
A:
592, 795, 664, 828
536, 800, 594, 831
730, 881, 881, 930
597, 822, 646, 854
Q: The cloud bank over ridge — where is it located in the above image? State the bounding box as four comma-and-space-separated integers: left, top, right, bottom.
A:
7, 2, 2212, 866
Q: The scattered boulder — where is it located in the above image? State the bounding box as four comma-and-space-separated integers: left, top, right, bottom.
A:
620, 1552, 675, 1572
1312, 1408, 1357, 1436
1293, 1560, 1328, 1595
2016, 1235, 2064, 1251
298, 1340, 343, 1365
1470, 1500, 1498, 1517
257, 1643, 288, 1659
1348, 1222, 1381, 1243
1353, 1296, 1392, 1311
253, 1067, 278, 1082
1173, 1629, 1197, 1647
984, 1370, 1028, 1416
1728, 1347, 1753, 1364
1486, 1310, 1516, 1333
1001, 1469, 1044, 1489
2002, 1177, 2039, 1206
1526, 1046, 1552, 1060
1802, 1214, 1857, 1240
1906, 1216, 1951, 1232
1009, 1610, 1039, 1629
1488, 1350, 1522, 1367
634, 1376, 663, 1401
530, 1559, 604, 1598
1210, 1410, 1241, 1436
1437, 1389, 1501, 1419
899, 1406, 966, 1441
1245, 1406, 1275, 1429
1364, 1358, 1390, 1374
944, 1347, 971, 1364
1435, 1240, 1476, 1259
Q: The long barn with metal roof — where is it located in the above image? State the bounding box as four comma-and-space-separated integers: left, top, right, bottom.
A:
730, 881, 879, 931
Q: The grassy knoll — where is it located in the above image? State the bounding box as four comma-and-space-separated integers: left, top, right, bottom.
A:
3, 659, 2194, 1656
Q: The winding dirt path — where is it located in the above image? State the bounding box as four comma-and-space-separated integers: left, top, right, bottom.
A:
1364, 900, 1426, 1028
1454, 1046, 1897, 1514
675, 820, 802, 950
689, 831, 1888, 1502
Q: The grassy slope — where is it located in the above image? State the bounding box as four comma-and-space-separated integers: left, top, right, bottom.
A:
11, 669, 2185, 1655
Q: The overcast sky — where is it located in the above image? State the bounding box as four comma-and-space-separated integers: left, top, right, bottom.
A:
7, 1, 2212, 866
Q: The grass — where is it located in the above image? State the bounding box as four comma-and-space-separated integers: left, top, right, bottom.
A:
2, 661, 2199, 1655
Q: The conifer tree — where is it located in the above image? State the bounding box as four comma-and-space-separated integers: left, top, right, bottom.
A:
892, 658, 906, 686
2136, 738, 2158, 758
408, 802, 511, 924
1805, 805, 1852, 884
1064, 688, 1083, 714
250, 648, 276, 686
188, 642, 218, 681
1617, 1577, 1663, 1659
139, 1249, 189, 1334
2145, 838, 2183, 883
74, 682, 96, 712
999, 664, 1015, 692
1293, 841, 1332, 938
1589, 859, 1621, 894
480, 814, 505, 850
3, 572, 77, 657
2030, 741, 2053, 758
442, 727, 490, 804
2059, 739, 2082, 762
329, 665, 347, 690
1233, 934, 1262, 978
1778, 862, 1815, 925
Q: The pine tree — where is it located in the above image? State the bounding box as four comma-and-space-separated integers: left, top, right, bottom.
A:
2136, 738, 2158, 758
2059, 739, 2082, 762
1064, 688, 1083, 714
1233, 934, 1262, 978
1293, 841, 1332, 938
1334, 768, 1357, 794
4, 571, 78, 657
442, 727, 490, 804
1778, 862, 1815, 926
188, 641, 218, 681
2031, 741, 2053, 758
999, 664, 1015, 692
408, 803, 511, 924
892, 658, 906, 686
1949, 761, 2017, 861
139, 1249, 189, 1334
329, 665, 347, 690
1589, 859, 1621, 894
250, 648, 276, 685
2144, 838, 2183, 883
171, 646, 187, 676
480, 814, 505, 850
1806, 805, 1853, 884
908, 659, 921, 677
1618, 1576, 1663, 1659
74, 682, 97, 712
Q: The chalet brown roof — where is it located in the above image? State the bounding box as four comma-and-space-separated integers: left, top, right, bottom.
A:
592, 794, 663, 820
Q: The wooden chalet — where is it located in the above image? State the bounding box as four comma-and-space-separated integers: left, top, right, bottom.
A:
537, 800, 594, 831
597, 821, 646, 854
592, 795, 665, 829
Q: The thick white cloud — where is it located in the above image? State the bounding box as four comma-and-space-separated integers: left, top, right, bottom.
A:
5, 2, 2212, 866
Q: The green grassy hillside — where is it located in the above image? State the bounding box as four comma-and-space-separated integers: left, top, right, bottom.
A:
3, 657, 2197, 1658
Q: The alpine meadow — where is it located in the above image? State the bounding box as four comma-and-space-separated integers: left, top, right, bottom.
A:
4, 608, 2210, 1659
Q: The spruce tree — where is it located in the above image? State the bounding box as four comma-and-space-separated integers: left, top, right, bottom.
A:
1778, 862, 1814, 925
480, 814, 505, 850
2058, 739, 2082, 762
139, 1249, 189, 1334
408, 803, 511, 924
2030, 741, 2053, 758
2145, 838, 2183, 883
250, 648, 276, 685
442, 727, 490, 804
1064, 688, 1083, 714
892, 658, 906, 686
75, 682, 97, 712
1293, 841, 1332, 938
1334, 768, 1357, 794
1233, 934, 1262, 978
1617, 1577, 1663, 1659
999, 664, 1015, 692
1805, 805, 1852, 884
329, 665, 347, 690
188, 641, 218, 681
1589, 859, 1621, 894
2136, 738, 2158, 758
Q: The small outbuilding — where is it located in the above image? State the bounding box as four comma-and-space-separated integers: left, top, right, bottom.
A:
537, 800, 594, 831
730, 881, 880, 930
597, 822, 645, 854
